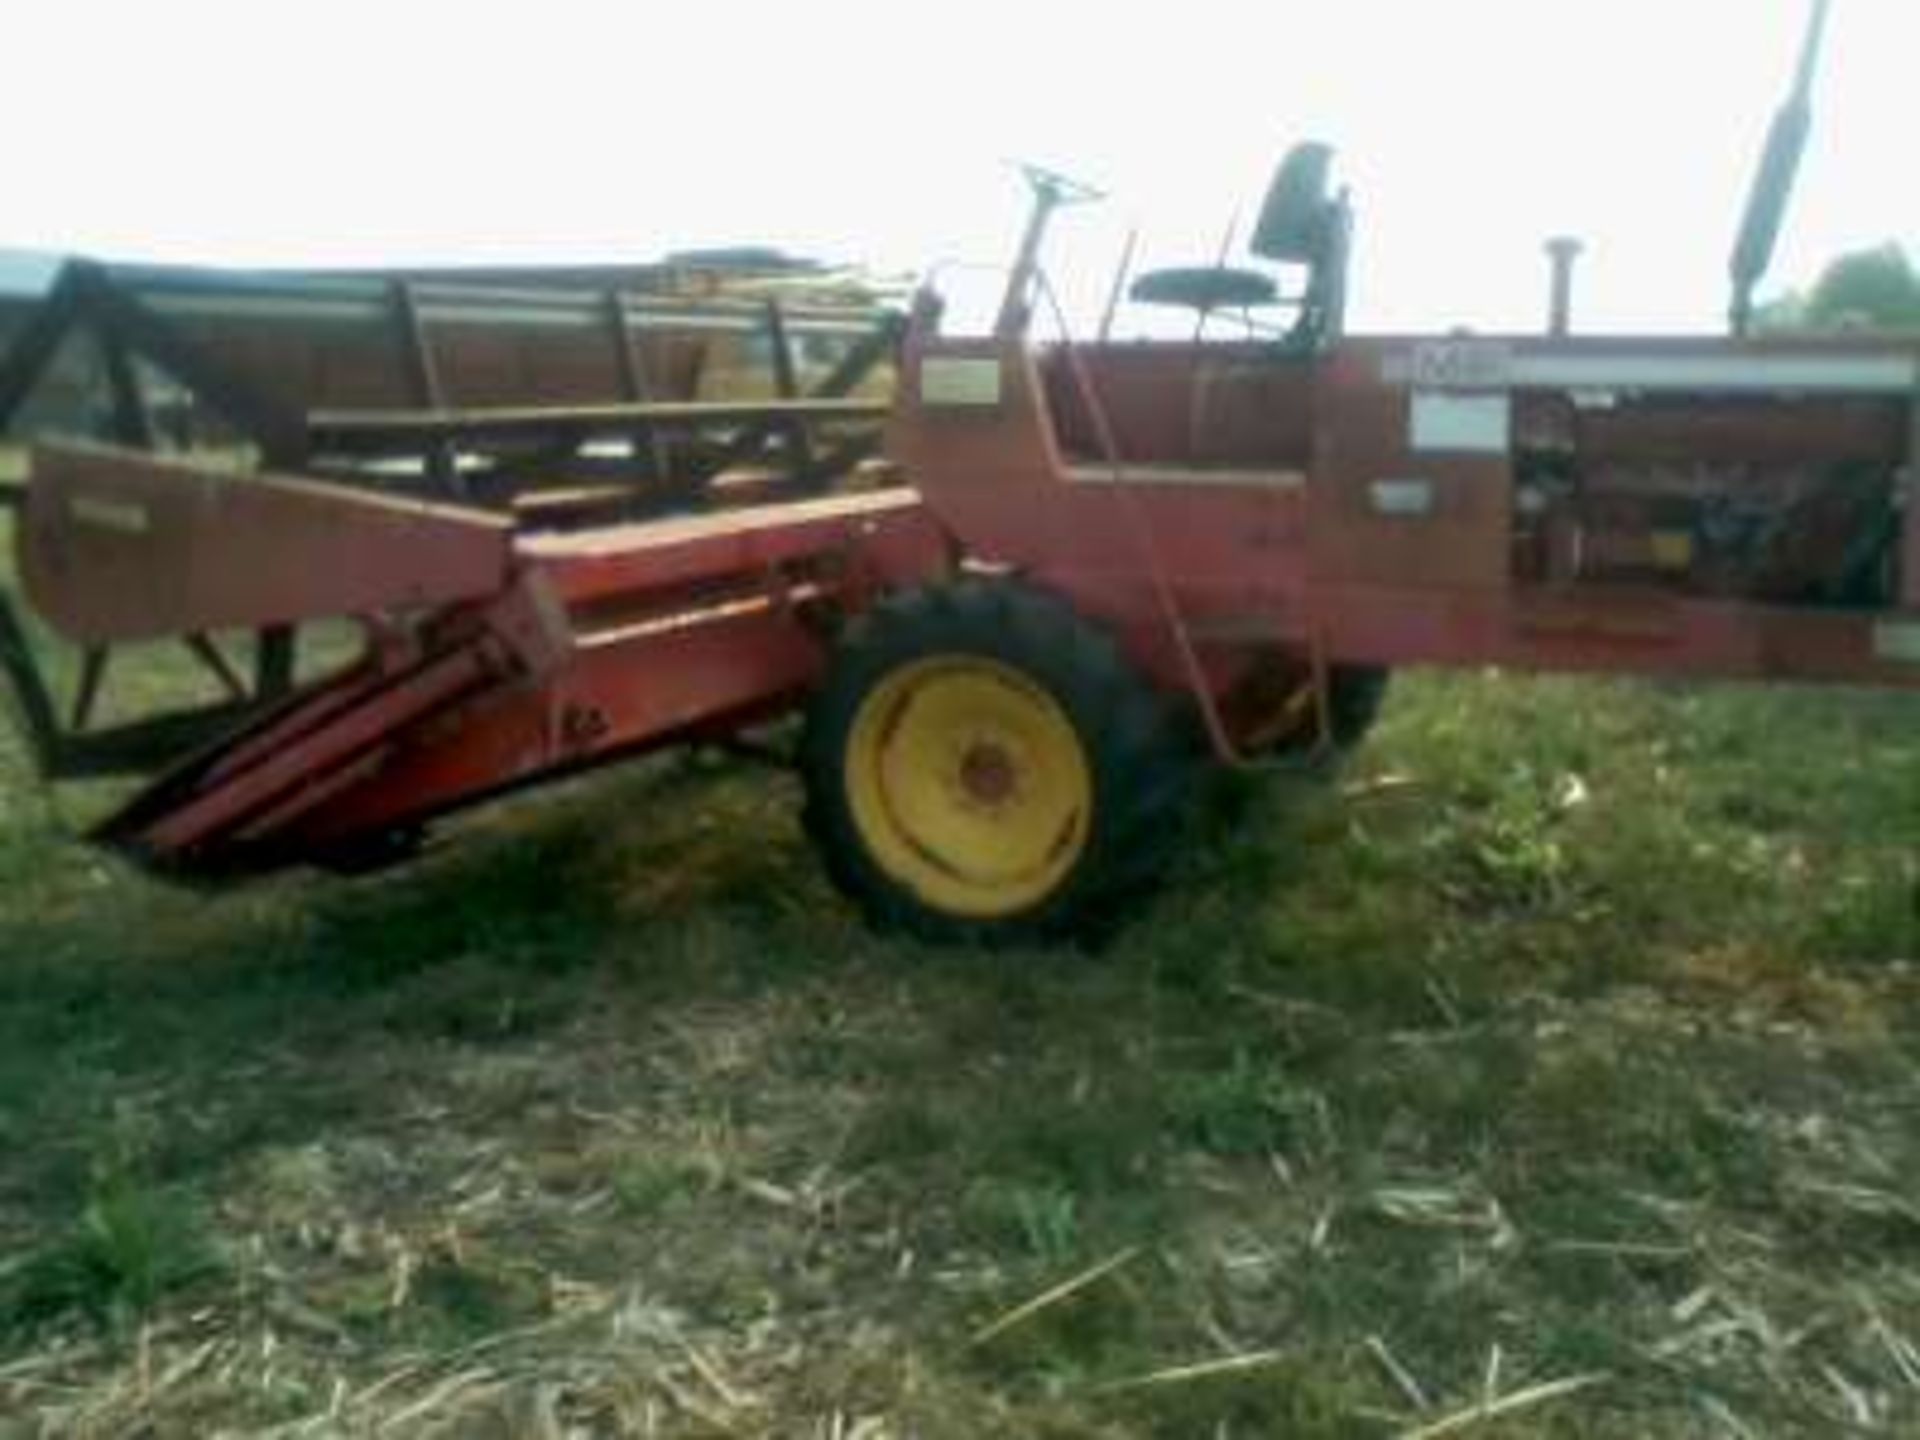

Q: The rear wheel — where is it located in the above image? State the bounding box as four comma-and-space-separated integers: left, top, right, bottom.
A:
1306, 664, 1392, 761
802, 580, 1195, 945
1230, 660, 1391, 768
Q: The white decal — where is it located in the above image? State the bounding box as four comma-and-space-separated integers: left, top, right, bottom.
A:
1411, 392, 1511, 455
1407, 341, 1514, 392
920, 357, 1002, 408
1063, 465, 1305, 490
1370, 478, 1436, 517
69, 495, 151, 536
1874, 621, 1920, 665
1512, 351, 1918, 396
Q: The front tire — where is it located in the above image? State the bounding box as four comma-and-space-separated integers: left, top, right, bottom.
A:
801, 579, 1194, 946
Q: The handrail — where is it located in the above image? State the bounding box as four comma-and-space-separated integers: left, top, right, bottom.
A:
1032, 271, 1338, 771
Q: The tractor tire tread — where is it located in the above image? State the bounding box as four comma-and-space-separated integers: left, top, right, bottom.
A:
801, 577, 1196, 947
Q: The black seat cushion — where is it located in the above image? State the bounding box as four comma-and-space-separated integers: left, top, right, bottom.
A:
1250, 142, 1335, 264
1129, 266, 1279, 312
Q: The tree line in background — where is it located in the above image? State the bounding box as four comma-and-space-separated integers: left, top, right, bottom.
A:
1760, 242, 1920, 333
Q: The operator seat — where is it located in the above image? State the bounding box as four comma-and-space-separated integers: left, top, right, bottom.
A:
1129, 141, 1351, 347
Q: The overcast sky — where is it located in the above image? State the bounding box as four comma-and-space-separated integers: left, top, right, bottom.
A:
4, 0, 1914, 334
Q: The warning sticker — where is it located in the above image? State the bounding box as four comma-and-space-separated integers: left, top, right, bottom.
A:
69, 495, 152, 536
920, 357, 1002, 408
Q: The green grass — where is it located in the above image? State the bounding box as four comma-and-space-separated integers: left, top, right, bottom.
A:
0, 654, 1916, 1434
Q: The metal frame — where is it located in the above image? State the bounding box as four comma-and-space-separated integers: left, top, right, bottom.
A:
0, 260, 904, 513
11, 444, 948, 868
0, 260, 909, 782
888, 314, 1920, 767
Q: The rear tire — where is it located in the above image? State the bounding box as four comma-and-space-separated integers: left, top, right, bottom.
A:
1305, 665, 1392, 761
802, 579, 1195, 946
1202, 663, 1391, 825
1231, 661, 1391, 769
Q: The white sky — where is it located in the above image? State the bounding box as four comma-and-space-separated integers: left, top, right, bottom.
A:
4, 0, 1915, 335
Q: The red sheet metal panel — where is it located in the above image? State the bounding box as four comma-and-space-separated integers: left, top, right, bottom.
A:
78, 479, 945, 868
20, 443, 514, 645
519, 489, 940, 607
1310, 580, 1920, 690
1308, 341, 1512, 594
282, 598, 830, 849
136, 643, 500, 857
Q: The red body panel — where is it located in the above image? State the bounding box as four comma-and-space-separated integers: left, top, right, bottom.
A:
22, 444, 514, 646
24, 444, 952, 868
892, 321, 1920, 738
16, 298, 1918, 869
284, 599, 829, 848
885, 339, 1311, 672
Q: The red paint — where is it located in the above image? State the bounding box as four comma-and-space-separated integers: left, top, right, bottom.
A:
25, 299, 1920, 869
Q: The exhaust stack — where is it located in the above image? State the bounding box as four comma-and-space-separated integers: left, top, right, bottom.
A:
1728, 0, 1832, 336
1545, 237, 1585, 337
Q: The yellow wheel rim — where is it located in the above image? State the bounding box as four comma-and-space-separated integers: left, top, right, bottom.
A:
846, 656, 1093, 919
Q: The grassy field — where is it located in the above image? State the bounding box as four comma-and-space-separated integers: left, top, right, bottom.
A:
0, 645, 1917, 1435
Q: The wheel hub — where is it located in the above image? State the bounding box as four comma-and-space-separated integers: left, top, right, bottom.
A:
958, 740, 1018, 807
844, 655, 1093, 918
